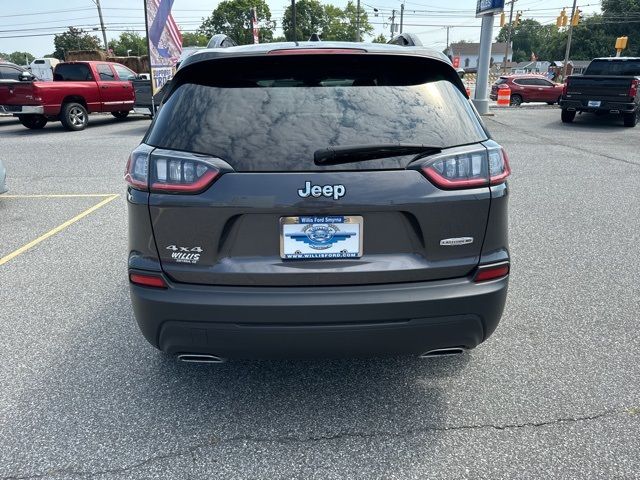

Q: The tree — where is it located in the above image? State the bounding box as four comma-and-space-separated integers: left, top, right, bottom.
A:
283, 1, 372, 41
0, 52, 35, 65
282, 0, 327, 41
52, 27, 102, 60
198, 0, 275, 45
182, 32, 209, 47
108, 31, 147, 57
372, 34, 387, 43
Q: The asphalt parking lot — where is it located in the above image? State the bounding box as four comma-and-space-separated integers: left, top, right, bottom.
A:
1, 108, 639, 479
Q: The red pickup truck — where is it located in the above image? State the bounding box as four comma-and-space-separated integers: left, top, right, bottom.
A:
0, 61, 136, 131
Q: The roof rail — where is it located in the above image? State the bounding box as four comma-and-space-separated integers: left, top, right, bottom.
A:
387, 33, 423, 47
207, 34, 238, 49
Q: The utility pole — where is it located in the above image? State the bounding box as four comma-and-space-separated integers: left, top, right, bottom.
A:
291, 0, 297, 42
445, 26, 450, 54
400, 2, 405, 34
92, 0, 108, 53
502, 0, 515, 73
390, 9, 396, 37
562, 0, 578, 79
356, 0, 361, 42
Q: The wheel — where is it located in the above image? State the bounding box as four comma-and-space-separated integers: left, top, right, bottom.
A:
60, 102, 88, 131
623, 110, 638, 128
510, 94, 523, 107
18, 115, 47, 129
111, 110, 129, 119
561, 109, 576, 123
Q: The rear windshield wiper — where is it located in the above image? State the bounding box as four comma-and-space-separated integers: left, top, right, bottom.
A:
314, 144, 441, 166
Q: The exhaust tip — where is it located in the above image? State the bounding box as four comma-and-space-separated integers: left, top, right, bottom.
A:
177, 353, 226, 364
419, 347, 467, 358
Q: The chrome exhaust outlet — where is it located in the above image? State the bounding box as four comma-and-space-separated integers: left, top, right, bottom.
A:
419, 347, 467, 358
177, 353, 226, 363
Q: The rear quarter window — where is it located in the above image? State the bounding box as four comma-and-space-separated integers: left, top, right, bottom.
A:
145, 54, 488, 172
54, 63, 93, 81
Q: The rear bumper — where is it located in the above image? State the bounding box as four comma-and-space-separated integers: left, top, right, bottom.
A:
0, 105, 44, 114
560, 99, 637, 113
130, 274, 508, 358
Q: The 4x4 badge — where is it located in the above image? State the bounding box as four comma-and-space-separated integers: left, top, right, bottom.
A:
297, 181, 346, 200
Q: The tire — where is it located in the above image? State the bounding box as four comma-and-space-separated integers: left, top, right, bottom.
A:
111, 110, 129, 119
60, 102, 88, 131
18, 115, 47, 129
623, 110, 638, 128
561, 109, 576, 123
546, 102, 554, 105
510, 94, 523, 107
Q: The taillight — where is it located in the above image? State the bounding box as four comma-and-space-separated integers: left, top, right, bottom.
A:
630, 79, 639, 98
420, 145, 510, 190
562, 81, 568, 96
125, 145, 222, 194
474, 262, 510, 282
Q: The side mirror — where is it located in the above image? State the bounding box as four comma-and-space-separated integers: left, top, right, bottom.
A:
19, 72, 34, 81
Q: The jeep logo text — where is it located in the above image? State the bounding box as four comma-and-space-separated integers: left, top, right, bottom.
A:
297, 181, 346, 200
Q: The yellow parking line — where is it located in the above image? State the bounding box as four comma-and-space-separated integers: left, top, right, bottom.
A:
0, 194, 119, 267
2, 194, 118, 199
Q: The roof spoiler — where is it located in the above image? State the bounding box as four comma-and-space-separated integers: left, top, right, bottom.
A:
387, 33, 423, 47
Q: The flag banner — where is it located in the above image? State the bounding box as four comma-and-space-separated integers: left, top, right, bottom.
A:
145, 0, 183, 94
251, 8, 259, 44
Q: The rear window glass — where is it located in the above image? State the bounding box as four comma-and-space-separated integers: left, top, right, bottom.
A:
495, 78, 508, 85
585, 60, 640, 76
54, 63, 93, 81
145, 55, 488, 171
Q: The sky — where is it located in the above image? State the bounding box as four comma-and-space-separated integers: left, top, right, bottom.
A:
0, 0, 603, 58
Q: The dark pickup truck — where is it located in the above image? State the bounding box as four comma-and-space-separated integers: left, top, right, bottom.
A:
560, 57, 640, 127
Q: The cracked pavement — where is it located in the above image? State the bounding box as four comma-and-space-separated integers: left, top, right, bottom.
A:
1, 109, 640, 479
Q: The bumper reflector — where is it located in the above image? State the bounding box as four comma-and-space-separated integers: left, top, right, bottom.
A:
474, 263, 510, 282
129, 273, 167, 289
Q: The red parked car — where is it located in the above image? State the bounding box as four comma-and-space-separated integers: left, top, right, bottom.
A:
0, 61, 136, 131
490, 75, 564, 106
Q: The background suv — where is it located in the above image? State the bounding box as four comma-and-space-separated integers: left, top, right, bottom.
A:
126, 43, 511, 361
491, 74, 564, 106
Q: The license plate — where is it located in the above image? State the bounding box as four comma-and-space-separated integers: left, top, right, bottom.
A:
280, 216, 363, 260
588, 100, 601, 107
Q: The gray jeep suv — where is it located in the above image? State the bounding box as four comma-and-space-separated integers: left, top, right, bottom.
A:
126, 42, 511, 361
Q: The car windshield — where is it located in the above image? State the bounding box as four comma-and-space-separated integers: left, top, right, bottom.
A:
584, 60, 640, 76
145, 55, 488, 172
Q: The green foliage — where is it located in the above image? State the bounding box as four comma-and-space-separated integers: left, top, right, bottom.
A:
108, 31, 147, 57
198, 0, 275, 45
371, 34, 388, 43
0, 51, 34, 65
52, 27, 102, 60
182, 32, 210, 47
496, 2, 640, 62
282, 0, 373, 42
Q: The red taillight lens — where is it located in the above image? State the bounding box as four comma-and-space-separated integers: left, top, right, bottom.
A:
125, 146, 222, 194
420, 145, 510, 190
562, 81, 568, 96
488, 148, 511, 185
630, 79, 639, 98
125, 146, 151, 191
474, 263, 510, 282
129, 272, 167, 288
150, 151, 220, 193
